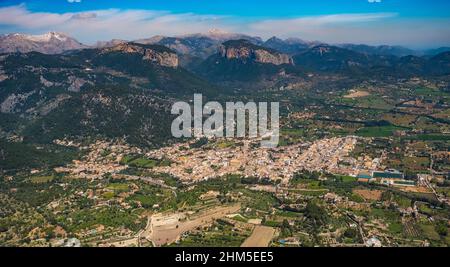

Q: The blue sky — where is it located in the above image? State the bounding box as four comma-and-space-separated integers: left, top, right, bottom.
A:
0, 0, 449, 48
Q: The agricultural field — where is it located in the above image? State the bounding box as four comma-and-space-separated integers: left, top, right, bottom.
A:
241, 226, 276, 247
149, 205, 241, 246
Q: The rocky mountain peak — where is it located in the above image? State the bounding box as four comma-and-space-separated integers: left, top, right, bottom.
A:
266, 36, 284, 44
219, 39, 293, 65
94, 39, 127, 48
309, 45, 333, 55
207, 28, 230, 36
28, 32, 69, 42
0, 32, 86, 54
102, 43, 179, 68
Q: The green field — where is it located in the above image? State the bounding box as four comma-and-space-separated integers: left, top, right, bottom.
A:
29, 175, 54, 184
106, 183, 129, 191
356, 125, 407, 137
338, 95, 394, 110
337, 175, 358, 183
414, 87, 450, 97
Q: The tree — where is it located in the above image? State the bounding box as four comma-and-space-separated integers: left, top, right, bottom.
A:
435, 221, 448, 237
281, 219, 292, 237
343, 228, 358, 239
304, 202, 328, 228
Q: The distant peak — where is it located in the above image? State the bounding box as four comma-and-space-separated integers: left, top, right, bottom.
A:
7, 32, 70, 42
0, 31, 86, 54
267, 36, 282, 41
207, 28, 229, 35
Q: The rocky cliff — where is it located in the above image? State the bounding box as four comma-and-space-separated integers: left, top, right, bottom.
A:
103, 43, 179, 68
219, 40, 293, 65
135, 29, 263, 60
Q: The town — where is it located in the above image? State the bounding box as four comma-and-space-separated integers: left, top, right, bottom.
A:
11, 132, 438, 247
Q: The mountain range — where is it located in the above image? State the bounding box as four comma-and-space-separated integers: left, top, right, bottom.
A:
0, 42, 217, 146
2, 30, 450, 58
1, 31, 450, 146
193, 39, 299, 83
0, 32, 87, 54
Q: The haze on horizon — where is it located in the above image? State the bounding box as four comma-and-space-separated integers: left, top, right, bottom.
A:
0, 0, 449, 49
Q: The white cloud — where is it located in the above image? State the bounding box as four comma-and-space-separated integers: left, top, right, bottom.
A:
368, 0, 382, 3
67, 0, 82, 3
0, 5, 235, 43
0, 4, 448, 48
248, 13, 397, 31
71, 12, 97, 20
246, 13, 398, 40
247, 14, 450, 48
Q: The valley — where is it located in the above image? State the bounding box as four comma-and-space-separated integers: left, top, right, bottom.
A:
0, 30, 449, 247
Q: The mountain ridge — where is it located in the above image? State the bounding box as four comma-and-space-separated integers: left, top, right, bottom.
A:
0, 32, 87, 54
0, 42, 220, 146
3, 31, 450, 58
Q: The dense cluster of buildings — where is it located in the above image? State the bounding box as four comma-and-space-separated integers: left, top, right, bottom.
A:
52, 137, 425, 192
54, 140, 139, 179
147, 137, 358, 184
